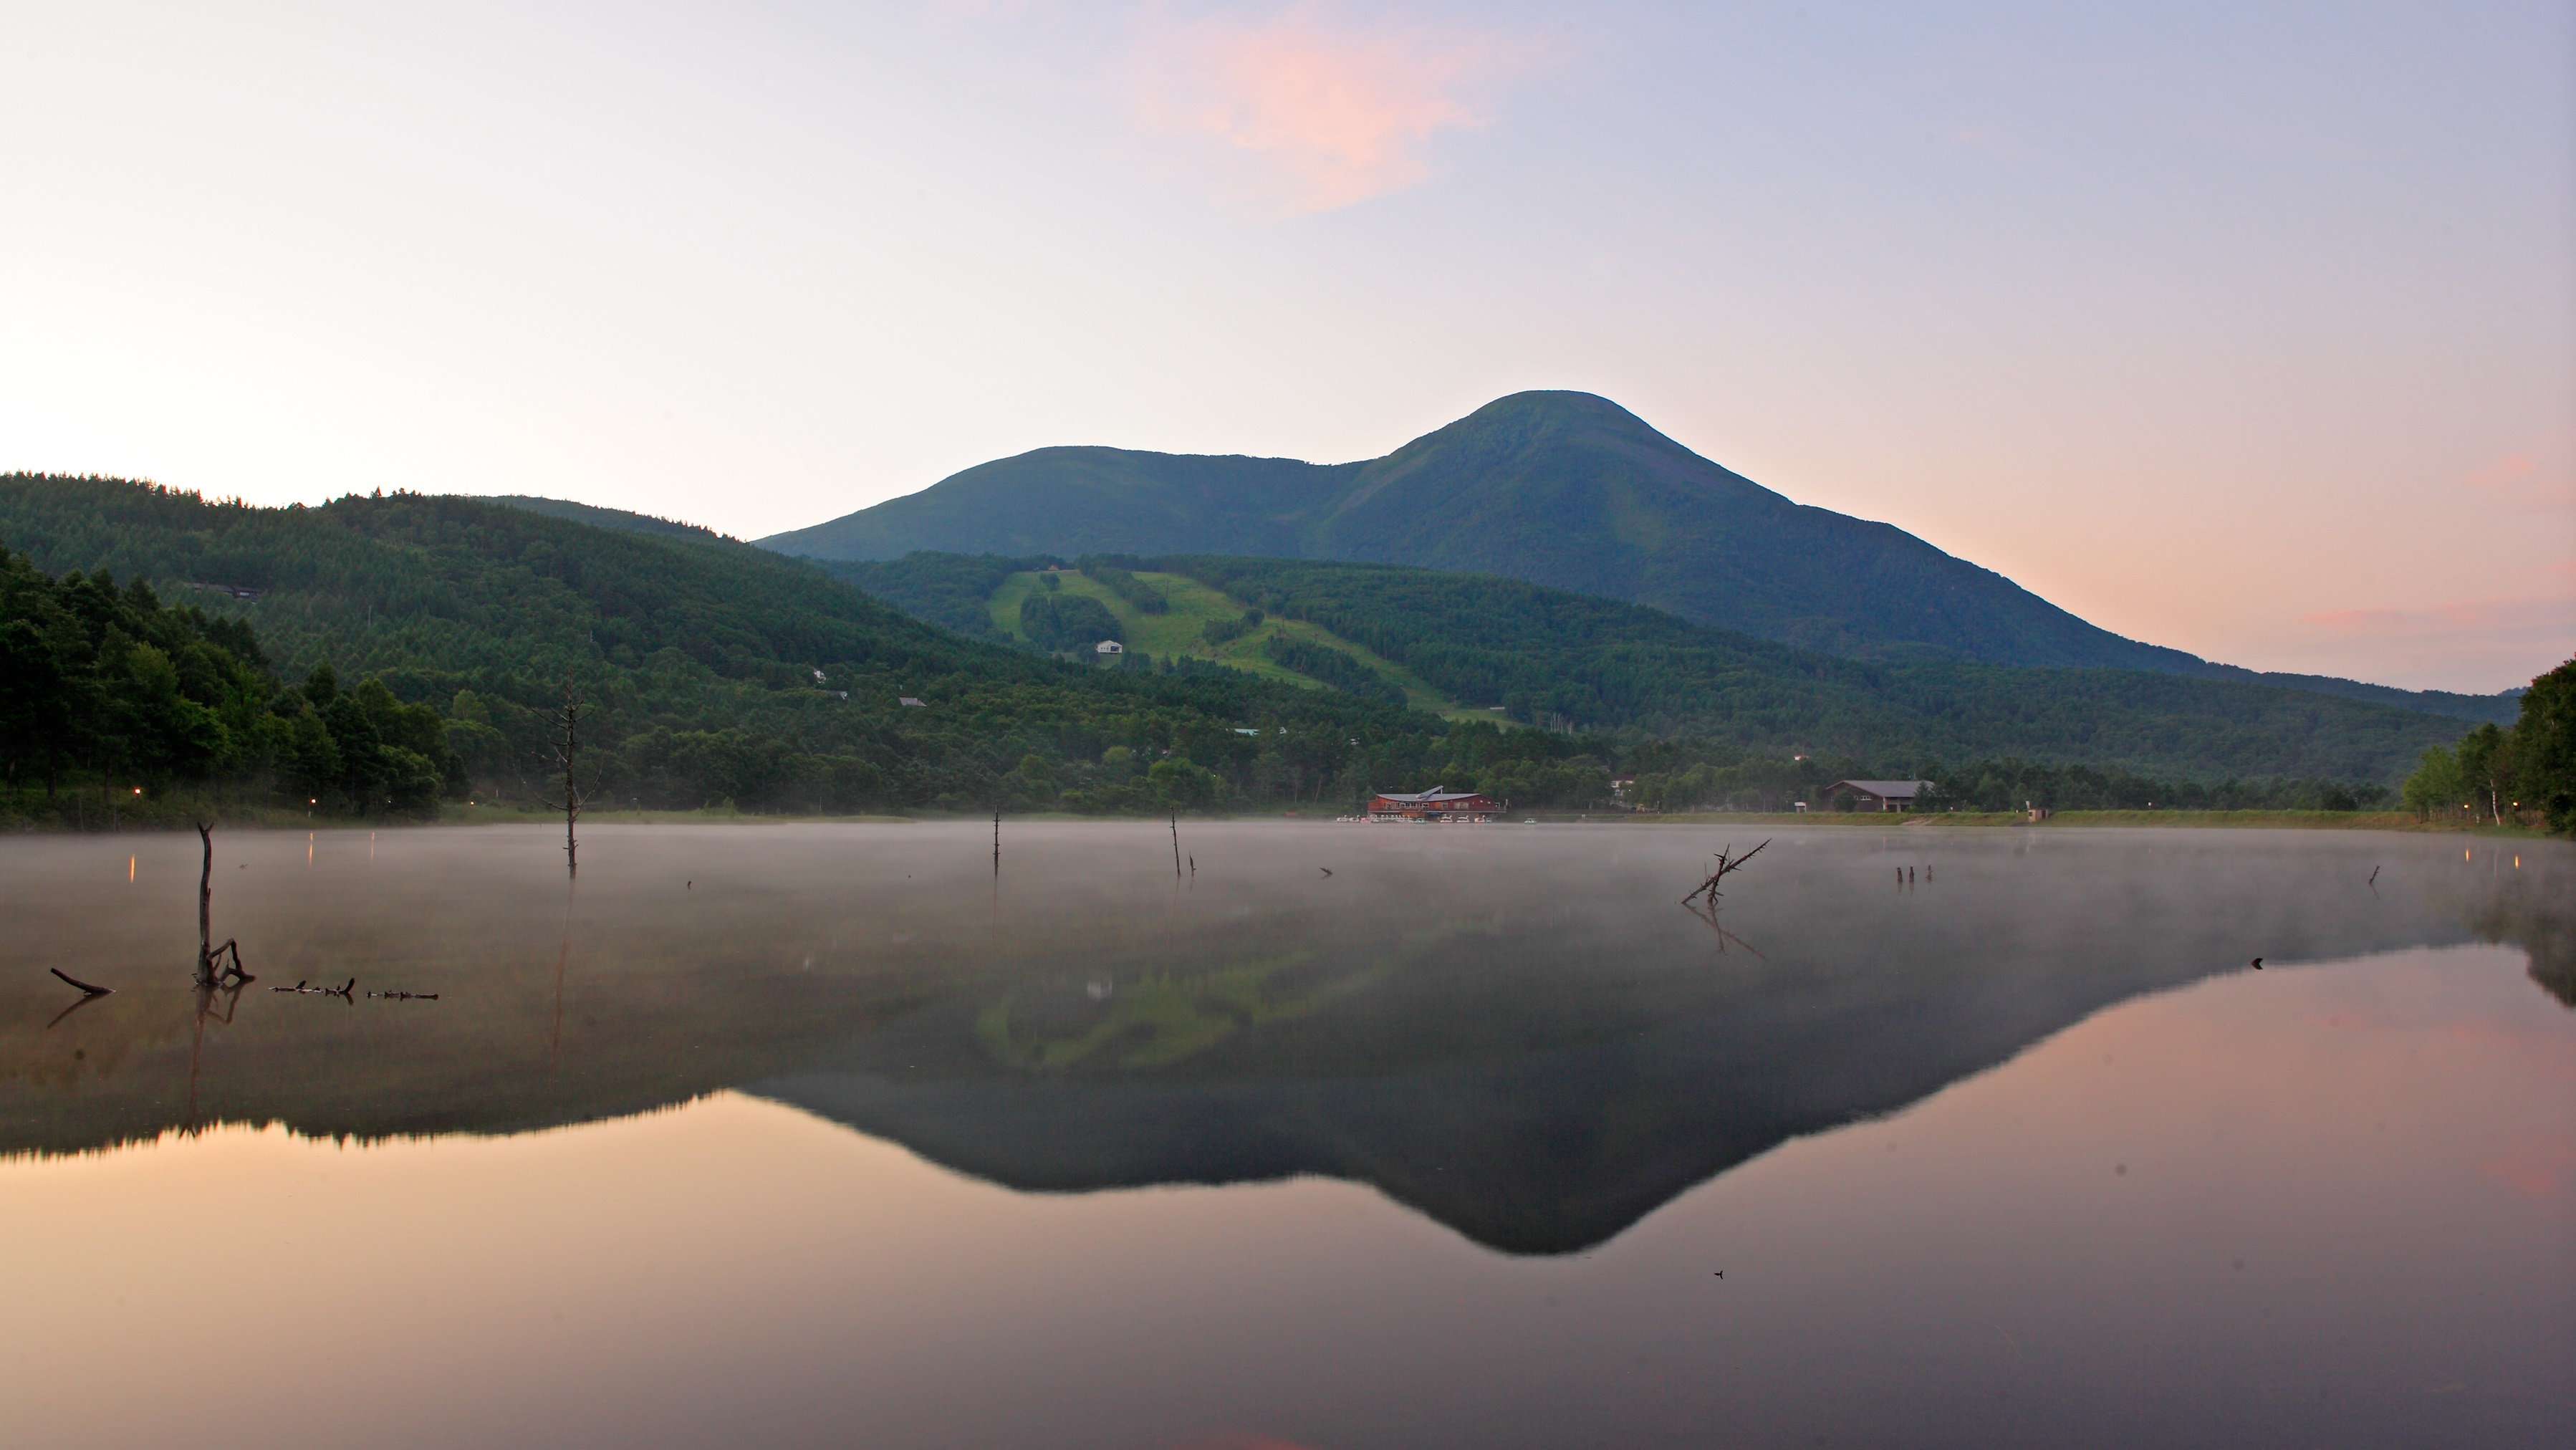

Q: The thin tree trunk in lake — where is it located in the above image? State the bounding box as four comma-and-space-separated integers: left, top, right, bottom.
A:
190, 822, 251, 987
550, 678, 584, 878
196, 822, 216, 988
1170, 809, 1182, 880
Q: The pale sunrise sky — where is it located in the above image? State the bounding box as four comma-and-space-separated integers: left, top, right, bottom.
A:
2, 1, 2568, 691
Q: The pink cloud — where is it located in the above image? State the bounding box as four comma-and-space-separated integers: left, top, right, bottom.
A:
2301, 606, 2408, 632
2479, 1133, 2575, 1200
1127, 5, 1539, 213
2308, 590, 2565, 635
2457, 444, 2576, 510
2277, 598, 2572, 691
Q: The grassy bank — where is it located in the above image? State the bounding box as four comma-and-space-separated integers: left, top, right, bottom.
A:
1, 786, 338, 833
438, 802, 917, 827
1627, 808, 2554, 835
8, 798, 2552, 837
0, 794, 921, 832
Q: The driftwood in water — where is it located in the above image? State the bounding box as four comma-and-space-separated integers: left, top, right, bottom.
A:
271, 977, 356, 999
367, 990, 440, 1000
50, 966, 112, 996
201, 939, 251, 984
1683, 839, 1769, 907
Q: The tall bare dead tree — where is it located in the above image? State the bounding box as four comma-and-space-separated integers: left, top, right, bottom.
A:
549, 677, 587, 877
197, 820, 215, 986
193, 821, 249, 987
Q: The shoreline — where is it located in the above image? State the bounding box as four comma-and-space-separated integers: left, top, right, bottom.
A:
1, 802, 2554, 838
1622, 808, 2545, 834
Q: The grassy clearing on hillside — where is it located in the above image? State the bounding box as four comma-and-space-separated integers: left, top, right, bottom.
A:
986, 569, 1470, 715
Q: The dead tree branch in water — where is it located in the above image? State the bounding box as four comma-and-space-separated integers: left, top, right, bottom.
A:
203, 939, 249, 983
271, 977, 356, 999
1683, 839, 1769, 908
50, 967, 112, 996
367, 990, 440, 1000
1170, 809, 1183, 880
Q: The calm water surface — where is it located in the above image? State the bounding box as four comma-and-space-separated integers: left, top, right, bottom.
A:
2, 822, 2569, 1448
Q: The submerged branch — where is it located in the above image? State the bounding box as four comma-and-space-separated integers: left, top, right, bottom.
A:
203, 938, 253, 986
1683, 838, 1770, 906
49, 966, 112, 996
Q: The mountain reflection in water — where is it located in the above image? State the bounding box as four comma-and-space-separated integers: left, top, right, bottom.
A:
5, 822, 2565, 1255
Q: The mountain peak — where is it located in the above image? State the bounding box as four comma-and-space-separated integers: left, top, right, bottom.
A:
754, 393, 2178, 674
1417, 390, 1676, 451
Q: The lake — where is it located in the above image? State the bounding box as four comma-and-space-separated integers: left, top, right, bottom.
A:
2, 821, 2569, 1448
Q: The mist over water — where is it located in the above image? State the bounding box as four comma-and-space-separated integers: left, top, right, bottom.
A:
4, 822, 2570, 1447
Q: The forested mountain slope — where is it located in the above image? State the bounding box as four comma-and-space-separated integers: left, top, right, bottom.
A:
1155, 555, 2482, 783
485, 495, 735, 546
755, 393, 2515, 723
819, 549, 2467, 784
0, 476, 1456, 815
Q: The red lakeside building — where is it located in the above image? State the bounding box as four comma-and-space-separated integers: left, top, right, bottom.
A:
1367, 788, 1503, 822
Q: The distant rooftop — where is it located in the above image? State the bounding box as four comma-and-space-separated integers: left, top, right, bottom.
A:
1829, 779, 1929, 798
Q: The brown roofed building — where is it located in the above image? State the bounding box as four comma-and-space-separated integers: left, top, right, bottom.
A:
1368, 787, 1502, 822
1825, 779, 1931, 812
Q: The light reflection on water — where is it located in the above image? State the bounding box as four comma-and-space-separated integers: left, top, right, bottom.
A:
1, 822, 2570, 1448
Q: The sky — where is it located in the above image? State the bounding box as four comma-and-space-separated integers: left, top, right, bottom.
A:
1, 1, 2568, 692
